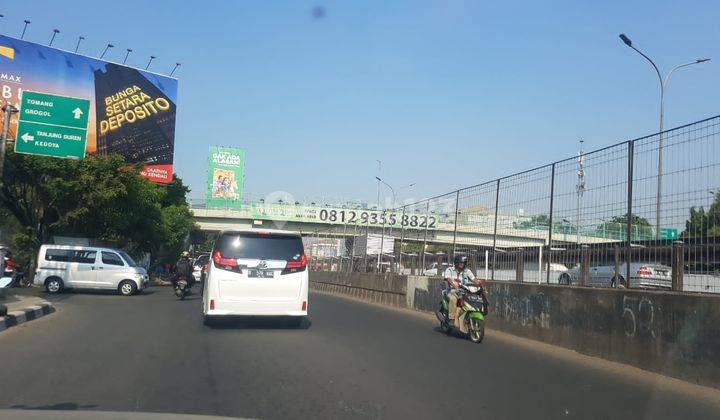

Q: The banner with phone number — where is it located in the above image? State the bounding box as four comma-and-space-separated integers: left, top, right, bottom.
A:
249, 204, 449, 230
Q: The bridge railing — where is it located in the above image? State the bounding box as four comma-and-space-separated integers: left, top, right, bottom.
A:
308, 115, 720, 295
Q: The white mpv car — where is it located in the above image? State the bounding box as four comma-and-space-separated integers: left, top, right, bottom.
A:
203, 229, 308, 325
35, 245, 149, 296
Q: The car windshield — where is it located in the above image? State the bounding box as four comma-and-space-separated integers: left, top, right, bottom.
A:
118, 251, 137, 267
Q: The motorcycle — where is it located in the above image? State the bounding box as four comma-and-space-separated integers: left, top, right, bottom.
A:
174, 277, 190, 300
436, 282, 488, 343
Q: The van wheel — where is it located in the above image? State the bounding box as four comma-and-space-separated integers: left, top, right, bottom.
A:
119, 280, 137, 296
45, 277, 64, 294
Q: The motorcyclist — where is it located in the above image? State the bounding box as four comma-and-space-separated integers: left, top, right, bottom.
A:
173, 251, 194, 291
443, 255, 482, 327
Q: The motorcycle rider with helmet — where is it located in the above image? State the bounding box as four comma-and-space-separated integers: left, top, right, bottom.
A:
173, 251, 194, 292
443, 254, 486, 327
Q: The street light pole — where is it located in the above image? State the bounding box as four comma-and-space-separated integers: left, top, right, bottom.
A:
375, 176, 396, 208
375, 160, 381, 209
619, 33, 711, 239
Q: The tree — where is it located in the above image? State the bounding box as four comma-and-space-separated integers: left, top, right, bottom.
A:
514, 214, 550, 230
682, 192, 720, 238
596, 213, 653, 240
162, 174, 191, 207
0, 151, 197, 267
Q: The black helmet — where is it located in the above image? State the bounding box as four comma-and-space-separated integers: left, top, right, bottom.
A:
453, 255, 468, 267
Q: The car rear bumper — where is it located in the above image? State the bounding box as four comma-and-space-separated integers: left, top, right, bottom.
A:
629, 276, 671, 289
205, 298, 307, 317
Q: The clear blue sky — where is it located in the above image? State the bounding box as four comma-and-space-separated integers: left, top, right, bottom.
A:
2, 0, 718, 205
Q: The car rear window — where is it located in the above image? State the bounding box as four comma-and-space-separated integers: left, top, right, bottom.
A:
215, 232, 304, 261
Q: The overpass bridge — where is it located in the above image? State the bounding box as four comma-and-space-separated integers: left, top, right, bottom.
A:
190, 202, 619, 249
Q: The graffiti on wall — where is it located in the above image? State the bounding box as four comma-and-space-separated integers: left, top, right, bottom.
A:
490, 284, 553, 329
621, 295, 660, 339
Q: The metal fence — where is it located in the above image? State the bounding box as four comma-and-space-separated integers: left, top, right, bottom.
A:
308, 115, 720, 294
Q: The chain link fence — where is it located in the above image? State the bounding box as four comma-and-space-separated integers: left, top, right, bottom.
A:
308, 115, 720, 294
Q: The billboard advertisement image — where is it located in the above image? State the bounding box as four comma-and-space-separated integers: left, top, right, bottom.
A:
207, 146, 245, 209
0, 34, 178, 183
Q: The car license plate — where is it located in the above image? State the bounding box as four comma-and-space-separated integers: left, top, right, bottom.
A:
248, 269, 274, 278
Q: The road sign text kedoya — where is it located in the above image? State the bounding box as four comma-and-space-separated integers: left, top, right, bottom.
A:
15, 91, 90, 159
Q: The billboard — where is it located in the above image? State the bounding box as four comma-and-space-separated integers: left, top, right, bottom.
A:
207, 146, 245, 208
0, 34, 178, 183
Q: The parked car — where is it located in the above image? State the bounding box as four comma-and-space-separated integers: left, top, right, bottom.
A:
34, 245, 149, 296
423, 262, 449, 276
557, 262, 672, 289
192, 253, 210, 282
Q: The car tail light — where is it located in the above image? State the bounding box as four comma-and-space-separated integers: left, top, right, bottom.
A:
302, 300, 307, 311
210, 299, 215, 310
282, 253, 308, 275
637, 266, 652, 277
213, 250, 239, 268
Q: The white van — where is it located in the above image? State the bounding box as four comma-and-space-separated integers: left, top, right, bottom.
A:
35, 245, 149, 296
203, 229, 308, 325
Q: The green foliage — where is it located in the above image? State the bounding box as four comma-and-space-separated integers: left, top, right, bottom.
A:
683, 192, 720, 238
0, 151, 197, 266
514, 214, 550, 230
596, 213, 653, 240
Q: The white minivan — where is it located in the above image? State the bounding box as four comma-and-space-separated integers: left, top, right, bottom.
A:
203, 229, 308, 325
35, 245, 149, 296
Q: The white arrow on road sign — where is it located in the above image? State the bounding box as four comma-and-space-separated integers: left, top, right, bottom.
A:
21, 133, 34, 143
72, 107, 83, 119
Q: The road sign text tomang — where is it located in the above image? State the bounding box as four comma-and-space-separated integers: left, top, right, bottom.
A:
14, 91, 90, 159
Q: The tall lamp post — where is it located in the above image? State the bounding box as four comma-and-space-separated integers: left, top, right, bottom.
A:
375, 176, 396, 208
619, 33, 711, 238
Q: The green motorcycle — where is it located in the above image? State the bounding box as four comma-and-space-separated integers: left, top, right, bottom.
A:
436, 283, 487, 343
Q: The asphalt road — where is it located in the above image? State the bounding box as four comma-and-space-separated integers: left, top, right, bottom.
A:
1, 286, 719, 419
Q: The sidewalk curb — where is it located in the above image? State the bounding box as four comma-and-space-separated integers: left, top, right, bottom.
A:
0, 301, 55, 332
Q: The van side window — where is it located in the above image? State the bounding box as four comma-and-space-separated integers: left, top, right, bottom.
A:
102, 252, 124, 266
45, 249, 70, 262
70, 250, 97, 264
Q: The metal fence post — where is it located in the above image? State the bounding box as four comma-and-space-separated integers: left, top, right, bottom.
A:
491, 179, 501, 281
515, 249, 524, 282
349, 223, 357, 273
398, 206, 406, 274
671, 241, 684, 291
420, 201, 430, 272
377, 210, 386, 273
452, 190, 460, 257
546, 163, 556, 283
626, 140, 635, 285
340, 221, 348, 273
362, 215, 370, 273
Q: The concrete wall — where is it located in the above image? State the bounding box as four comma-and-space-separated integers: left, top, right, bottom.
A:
309, 272, 720, 389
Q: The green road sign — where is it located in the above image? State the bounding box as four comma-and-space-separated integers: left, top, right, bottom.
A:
660, 228, 678, 240
15, 91, 90, 159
